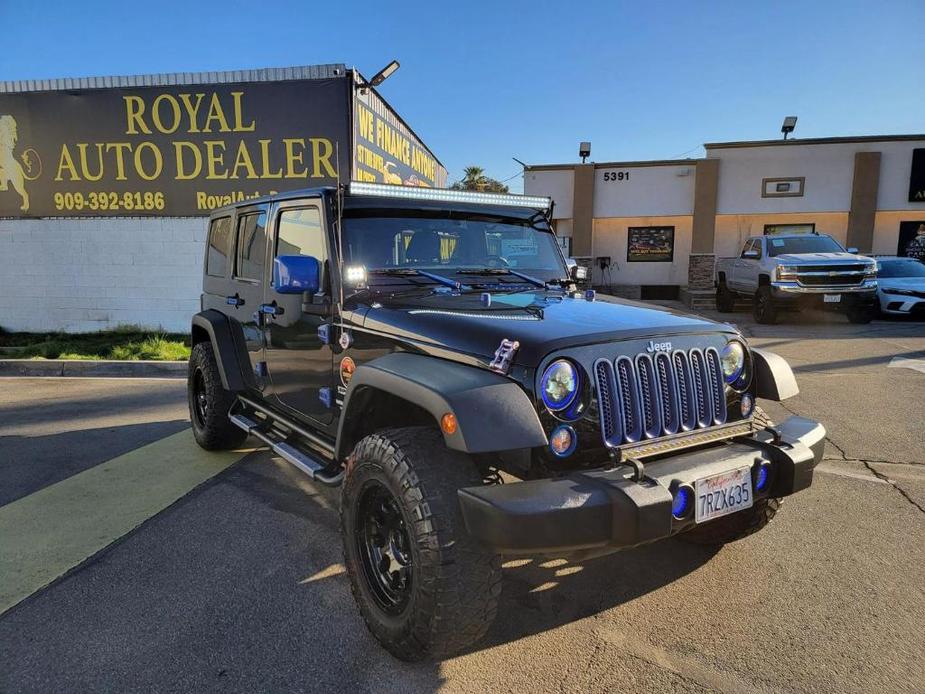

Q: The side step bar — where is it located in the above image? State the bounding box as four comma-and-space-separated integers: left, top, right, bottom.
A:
229, 404, 344, 487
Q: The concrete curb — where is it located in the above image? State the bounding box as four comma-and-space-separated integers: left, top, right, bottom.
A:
0, 359, 188, 379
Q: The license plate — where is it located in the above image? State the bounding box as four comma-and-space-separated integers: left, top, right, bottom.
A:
823, 294, 841, 303
694, 467, 753, 523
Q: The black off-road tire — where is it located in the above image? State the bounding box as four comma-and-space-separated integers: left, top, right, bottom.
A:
341, 427, 502, 661
188, 342, 247, 450
846, 304, 875, 324
753, 285, 778, 324
716, 280, 736, 313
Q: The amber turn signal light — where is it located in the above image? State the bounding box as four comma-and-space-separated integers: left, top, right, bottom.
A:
441, 413, 458, 435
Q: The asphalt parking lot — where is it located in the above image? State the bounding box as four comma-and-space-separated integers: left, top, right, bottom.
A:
1, 307, 923, 693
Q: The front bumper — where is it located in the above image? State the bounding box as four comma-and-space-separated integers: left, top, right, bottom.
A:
770, 279, 877, 297
458, 415, 825, 555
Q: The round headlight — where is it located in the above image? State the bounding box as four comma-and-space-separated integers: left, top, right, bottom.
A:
540, 359, 579, 411
720, 341, 746, 385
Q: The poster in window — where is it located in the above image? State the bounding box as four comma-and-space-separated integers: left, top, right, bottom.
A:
627, 226, 674, 262
897, 221, 925, 261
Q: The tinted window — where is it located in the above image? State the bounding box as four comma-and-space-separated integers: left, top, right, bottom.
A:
767, 236, 844, 257
234, 211, 268, 281
877, 259, 925, 278
206, 216, 233, 277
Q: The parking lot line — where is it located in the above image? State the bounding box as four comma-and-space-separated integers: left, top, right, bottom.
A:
0, 429, 252, 614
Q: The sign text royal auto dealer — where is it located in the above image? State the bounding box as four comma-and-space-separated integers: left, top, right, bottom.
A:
0, 74, 442, 217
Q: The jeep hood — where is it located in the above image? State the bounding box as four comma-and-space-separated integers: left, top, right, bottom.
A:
358, 291, 734, 367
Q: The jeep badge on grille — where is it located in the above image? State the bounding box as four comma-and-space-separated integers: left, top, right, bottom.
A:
646, 340, 672, 353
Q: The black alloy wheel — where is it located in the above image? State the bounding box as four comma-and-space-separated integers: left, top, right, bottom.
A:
753, 286, 777, 324
355, 481, 414, 614
192, 367, 209, 429
187, 341, 247, 450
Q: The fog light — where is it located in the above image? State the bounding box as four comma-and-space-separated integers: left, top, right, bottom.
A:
755, 463, 771, 492
549, 425, 577, 457
672, 485, 693, 519
740, 392, 754, 418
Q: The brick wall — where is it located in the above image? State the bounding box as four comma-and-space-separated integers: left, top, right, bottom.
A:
0, 218, 205, 333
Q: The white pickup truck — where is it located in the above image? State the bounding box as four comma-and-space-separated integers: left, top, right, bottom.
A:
714, 233, 878, 324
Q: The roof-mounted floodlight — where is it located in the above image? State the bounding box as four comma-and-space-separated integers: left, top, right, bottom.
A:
579, 141, 591, 163
348, 181, 552, 209
369, 60, 400, 87
781, 116, 797, 140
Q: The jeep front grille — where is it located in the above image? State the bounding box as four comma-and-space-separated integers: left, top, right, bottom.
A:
595, 348, 727, 447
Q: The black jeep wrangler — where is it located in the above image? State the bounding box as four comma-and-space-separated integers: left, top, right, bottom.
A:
188, 182, 825, 660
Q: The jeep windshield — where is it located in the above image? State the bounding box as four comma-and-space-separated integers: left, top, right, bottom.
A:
767, 235, 845, 256
341, 212, 568, 287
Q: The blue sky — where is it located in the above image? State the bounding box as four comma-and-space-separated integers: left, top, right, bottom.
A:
2, 0, 923, 191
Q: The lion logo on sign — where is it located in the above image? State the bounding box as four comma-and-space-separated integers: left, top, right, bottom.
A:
0, 115, 42, 212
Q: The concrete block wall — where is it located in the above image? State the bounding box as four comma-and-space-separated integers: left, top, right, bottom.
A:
0, 218, 206, 333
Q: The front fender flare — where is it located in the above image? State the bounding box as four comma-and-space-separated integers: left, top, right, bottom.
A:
335, 352, 547, 460
751, 348, 799, 400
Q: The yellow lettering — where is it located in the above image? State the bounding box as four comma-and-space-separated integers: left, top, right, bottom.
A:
75, 143, 105, 182
202, 93, 231, 133
151, 94, 182, 134
358, 105, 374, 142
123, 96, 151, 135
133, 142, 163, 180
105, 143, 132, 180
178, 93, 205, 133
230, 140, 258, 179
231, 92, 255, 132
204, 140, 228, 179
309, 138, 336, 178
258, 139, 282, 179
174, 141, 203, 180
283, 138, 307, 178
55, 144, 81, 181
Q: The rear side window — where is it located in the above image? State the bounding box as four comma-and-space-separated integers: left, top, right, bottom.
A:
234, 211, 268, 281
206, 216, 233, 277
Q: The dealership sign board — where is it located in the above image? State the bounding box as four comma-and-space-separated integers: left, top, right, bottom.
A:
0, 74, 444, 217
909, 148, 925, 203
627, 226, 675, 262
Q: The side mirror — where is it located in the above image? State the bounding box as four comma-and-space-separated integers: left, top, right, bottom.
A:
566, 258, 588, 280
743, 249, 760, 259
274, 255, 320, 295
847, 247, 859, 254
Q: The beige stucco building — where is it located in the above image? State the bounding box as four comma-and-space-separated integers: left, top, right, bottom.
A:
524, 134, 925, 306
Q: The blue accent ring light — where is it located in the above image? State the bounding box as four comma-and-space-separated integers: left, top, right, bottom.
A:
755, 463, 771, 492
671, 485, 693, 519
540, 359, 580, 412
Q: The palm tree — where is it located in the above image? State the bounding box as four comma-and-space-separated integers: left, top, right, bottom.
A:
451, 166, 509, 193
461, 166, 488, 191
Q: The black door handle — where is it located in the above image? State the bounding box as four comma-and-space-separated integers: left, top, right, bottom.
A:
259, 302, 284, 317
226, 293, 245, 307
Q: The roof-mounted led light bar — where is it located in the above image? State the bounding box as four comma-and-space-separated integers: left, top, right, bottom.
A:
348, 181, 551, 210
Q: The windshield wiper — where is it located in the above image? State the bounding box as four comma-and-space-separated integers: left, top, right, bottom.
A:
368, 268, 471, 292
455, 268, 549, 289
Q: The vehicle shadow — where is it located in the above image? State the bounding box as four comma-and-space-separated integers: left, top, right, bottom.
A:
472, 541, 719, 654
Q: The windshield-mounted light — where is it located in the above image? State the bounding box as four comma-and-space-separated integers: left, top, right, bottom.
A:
348, 181, 552, 210
344, 265, 367, 287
